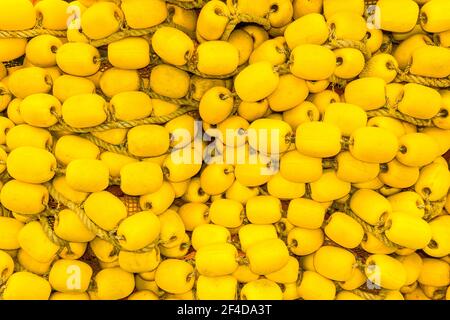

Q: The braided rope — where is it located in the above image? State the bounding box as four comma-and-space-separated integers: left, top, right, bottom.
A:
82, 133, 177, 161
340, 136, 352, 150
322, 158, 338, 170
326, 38, 372, 61
351, 289, 386, 300
13, 261, 26, 273
220, 11, 271, 41
90, 22, 196, 47
81, 134, 138, 159
326, 24, 372, 61
0, 171, 11, 183
179, 61, 248, 79
389, 60, 450, 88
379, 35, 393, 55
141, 88, 198, 107
0, 28, 67, 39
221, 17, 240, 42
395, 73, 450, 88
366, 108, 435, 127
165, 0, 211, 9
333, 202, 400, 249
423, 197, 448, 221
38, 215, 73, 254
48, 106, 198, 133
274, 63, 291, 76
45, 182, 118, 245
46, 183, 159, 253
329, 75, 349, 88
0, 205, 11, 217
257, 187, 269, 196
348, 210, 398, 248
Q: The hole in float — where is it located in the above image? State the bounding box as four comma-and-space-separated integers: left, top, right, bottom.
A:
270, 4, 279, 13
383, 218, 392, 231
362, 233, 368, 242
144, 202, 153, 210
114, 11, 122, 22
386, 61, 396, 70
167, 6, 176, 17
1, 267, 10, 279
399, 145, 408, 154
416, 198, 425, 209
290, 239, 298, 248
214, 7, 223, 16
420, 12, 428, 25
422, 187, 432, 197
44, 75, 53, 86
427, 239, 438, 249
438, 108, 449, 118
329, 23, 336, 32
237, 128, 246, 135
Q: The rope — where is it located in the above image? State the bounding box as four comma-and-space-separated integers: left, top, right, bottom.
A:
45, 182, 160, 254
165, 0, 211, 9
423, 197, 448, 221
179, 61, 248, 79
257, 187, 269, 196
81, 134, 138, 158
326, 25, 372, 61
351, 289, 386, 300
83, 133, 178, 161
329, 75, 349, 88
38, 215, 73, 255
14, 261, 26, 273
395, 73, 450, 88
326, 38, 372, 61
48, 106, 198, 133
220, 9, 271, 41
45, 182, 119, 246
0, 205, 11, 217
389, 61, 450, 88
0, 28, 67, 39
0, 171, 11, 183
366, 108, 435, 127
340, 136, 352, 150
221, 17, 240, 42
322, 158, 338, 170
274, 63, 291, 76
333, 202, 400, 249
90, 22, 196, 47
379, 35, 393, 55
141, 88, 198, 107
109, 176, 121, 186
